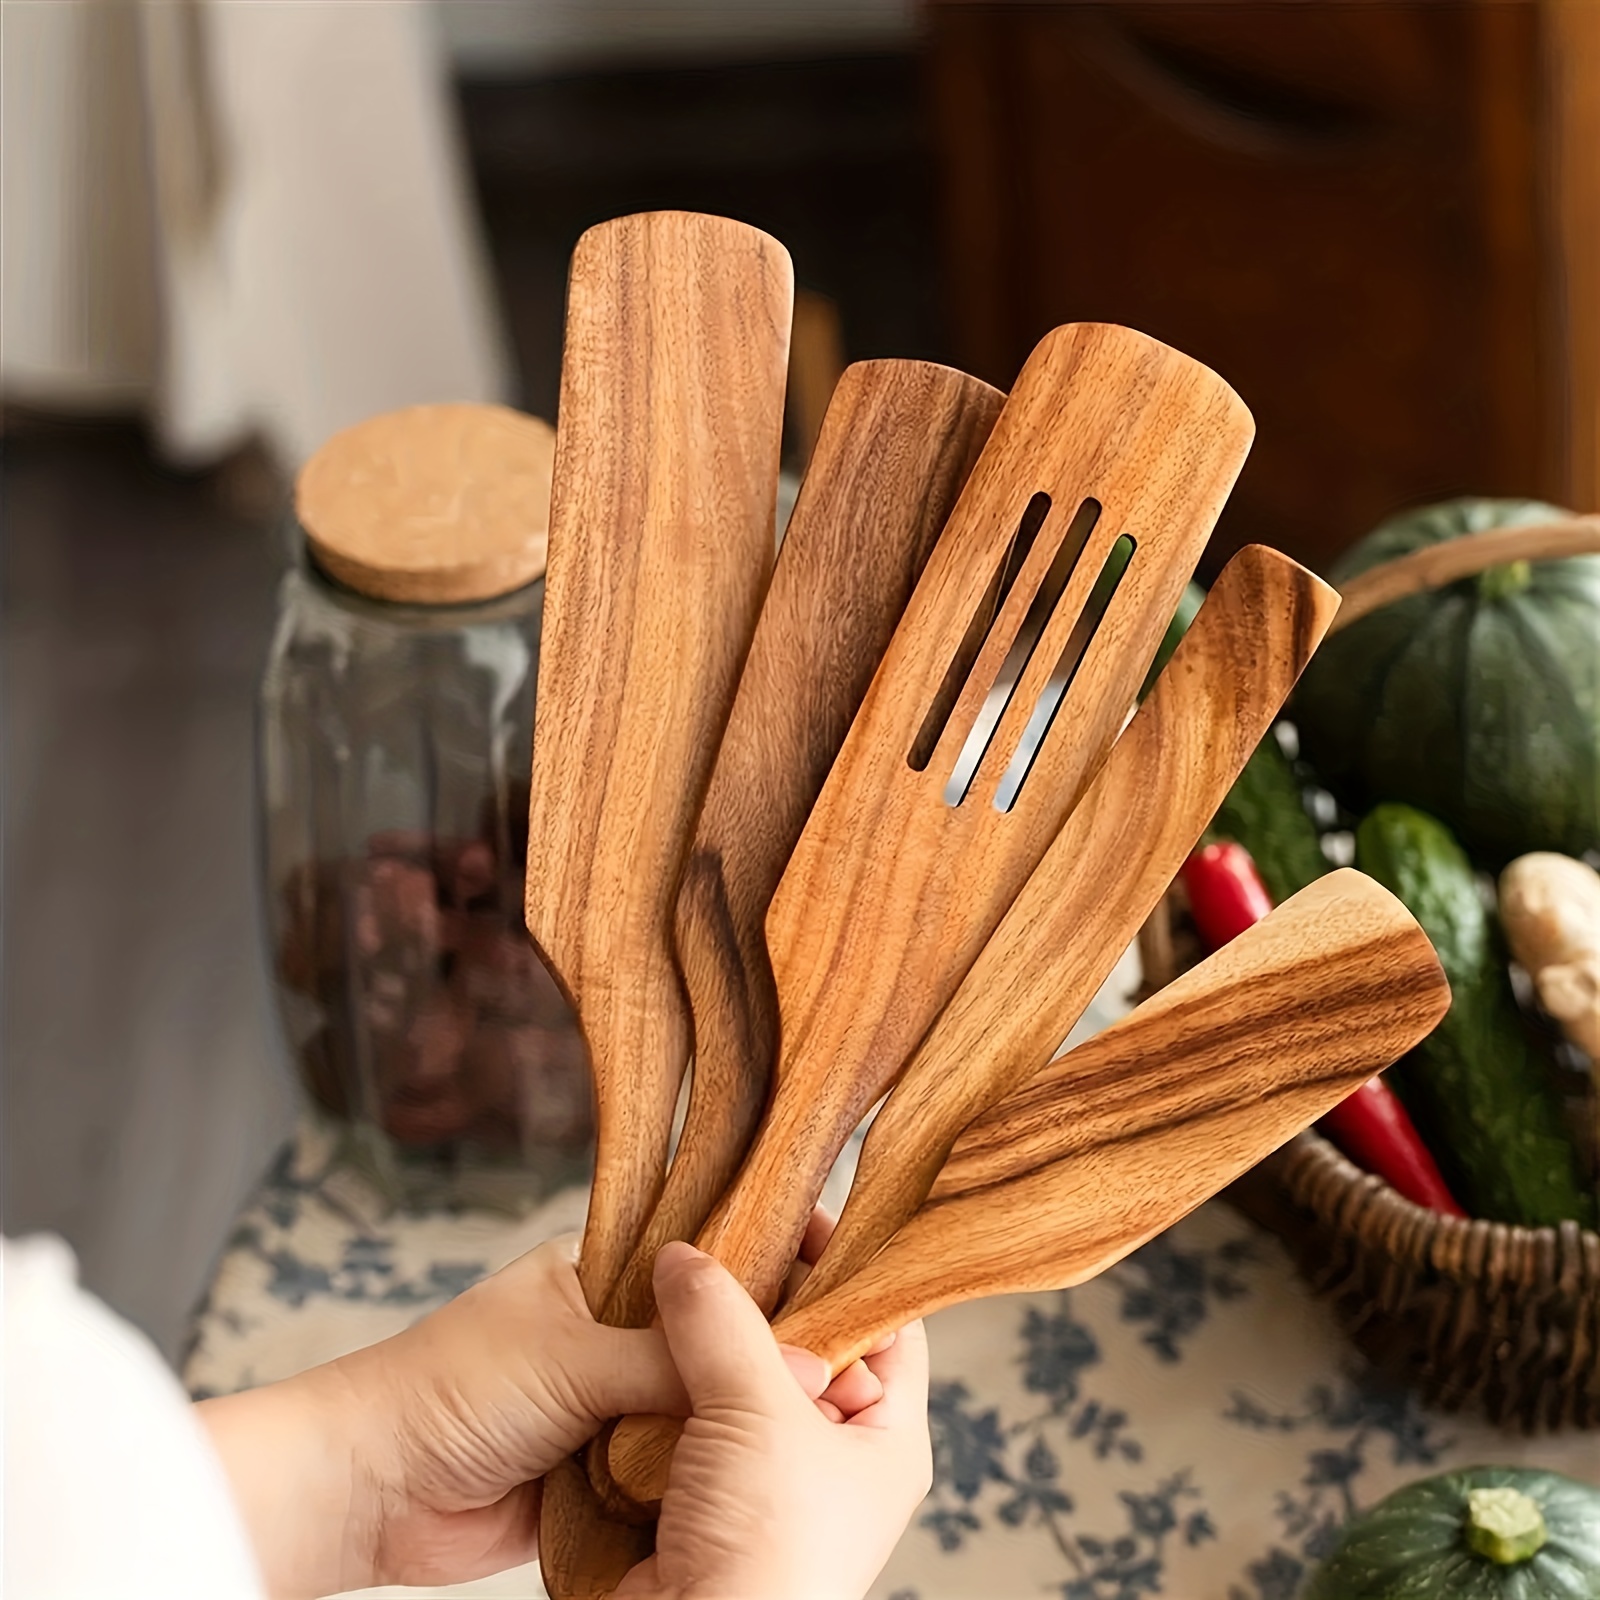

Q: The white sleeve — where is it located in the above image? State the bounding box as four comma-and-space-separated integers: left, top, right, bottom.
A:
3, 1235, 267, 1600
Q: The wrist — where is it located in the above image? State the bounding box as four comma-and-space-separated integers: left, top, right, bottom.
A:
198, 1359, 393, 1599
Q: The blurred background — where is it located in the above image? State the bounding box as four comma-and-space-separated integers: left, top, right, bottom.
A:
4, 0, 1597, 1360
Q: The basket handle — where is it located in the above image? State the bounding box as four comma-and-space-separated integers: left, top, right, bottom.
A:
1329, 515, 1600, 634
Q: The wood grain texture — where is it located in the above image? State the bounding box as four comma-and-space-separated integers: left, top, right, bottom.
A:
295, 404, 555, 603
1548, 0, 1600, 511
927, 2, 1568, 573
601, 360, 1004, 1324
524, 210, 792, 1316
788, 543, 1338, 1312
531, 213, 791, 1596
607, 869, 1450, 1505
770, 870, 1450, 1373
537, 1456, 653, 1599
693, 322, 1254, 1314
931, 870, 1446, 1198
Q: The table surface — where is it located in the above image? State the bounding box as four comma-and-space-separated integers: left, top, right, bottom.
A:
187, 948, 1598, 1599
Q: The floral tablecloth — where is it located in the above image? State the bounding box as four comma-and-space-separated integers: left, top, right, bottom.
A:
185, 1118, 1597, 1600
187, 939, 1596, 1598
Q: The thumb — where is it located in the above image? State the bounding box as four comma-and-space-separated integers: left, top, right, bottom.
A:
652, 1242, 822, 1423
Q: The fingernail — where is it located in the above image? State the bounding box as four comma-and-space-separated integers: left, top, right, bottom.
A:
654, 1240, 707, 1277
778, 1343, 831, 1398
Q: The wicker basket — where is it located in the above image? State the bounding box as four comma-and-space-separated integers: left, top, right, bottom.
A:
1138, 513, 1600, 1431
1142, 880, 1600, 1433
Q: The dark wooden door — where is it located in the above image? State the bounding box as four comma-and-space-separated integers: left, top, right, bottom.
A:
927, 2, 1564, 574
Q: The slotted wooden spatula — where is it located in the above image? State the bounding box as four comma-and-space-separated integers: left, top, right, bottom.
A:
692, 322, 1255, 1314
525, 211, 791, 1314
605, 869, 1451, 1504
601, 359, 1003, 1326
789, 542, 1340, 1310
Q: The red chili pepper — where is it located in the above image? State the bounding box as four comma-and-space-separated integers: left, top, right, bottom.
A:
1319, 1077, 1467, 1217
1180, 841, 1274, 950
1179, 838, 1467, 1218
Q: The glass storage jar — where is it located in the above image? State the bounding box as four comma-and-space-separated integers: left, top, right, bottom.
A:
259, 403, 592, 1209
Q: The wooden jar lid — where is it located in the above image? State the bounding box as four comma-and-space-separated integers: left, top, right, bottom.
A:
295, 403, 556, 604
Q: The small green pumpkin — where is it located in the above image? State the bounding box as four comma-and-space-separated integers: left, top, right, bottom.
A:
1294, 499, 1600, 867
1305, 1466, 1600, 1600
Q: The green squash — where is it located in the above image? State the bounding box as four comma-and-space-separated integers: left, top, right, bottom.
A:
1209, 732, 1329, 905
1355, 803, 1593, 1228
1305, 1466, 1600, 1600
1294, 499, 1600, 867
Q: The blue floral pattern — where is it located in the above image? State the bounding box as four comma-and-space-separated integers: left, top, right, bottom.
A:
1224, 1375, 1453, 1599
184, 1120, 1596, 1600
1110, 1232, 1258, 1364
917, 1224, 1254, 1595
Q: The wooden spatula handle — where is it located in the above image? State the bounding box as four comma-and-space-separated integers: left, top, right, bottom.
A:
601, 362, 1003, 1324
787, 544, 1339, 1311
525, 212, 792, 1316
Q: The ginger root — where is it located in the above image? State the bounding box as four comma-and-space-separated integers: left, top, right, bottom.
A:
1499, 852, 1600, 1061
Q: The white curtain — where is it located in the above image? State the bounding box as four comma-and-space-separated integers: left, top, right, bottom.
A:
2, 0, 508, 471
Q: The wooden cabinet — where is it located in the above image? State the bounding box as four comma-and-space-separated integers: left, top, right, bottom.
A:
927, 1, 1599, 574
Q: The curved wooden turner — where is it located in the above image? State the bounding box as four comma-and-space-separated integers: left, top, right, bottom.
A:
601, 360, 1004, 1326
526, 211, 790, 1595
608, 868, 1452, 1504
602, 540, 1336, 1493
692, 322, 1256, 1317
525, 211, 791, 1316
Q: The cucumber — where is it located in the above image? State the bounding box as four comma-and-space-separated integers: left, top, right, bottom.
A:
1210, 734, 1330, 906
1355, 803, 1593, 1227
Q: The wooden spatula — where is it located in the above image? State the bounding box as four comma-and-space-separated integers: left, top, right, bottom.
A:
776, 868, 1451, 1369
601, 360, 1004, 1326
525, 211, 792, 1314
693, 322, 1255, 1314
606, 869, 1451, 1504
526, 211, 789, 1600
788, 542, 1340, 1310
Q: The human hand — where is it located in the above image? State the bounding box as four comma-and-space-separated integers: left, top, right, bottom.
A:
199, 1235, 687, 1597
616, 1242, 932, 1600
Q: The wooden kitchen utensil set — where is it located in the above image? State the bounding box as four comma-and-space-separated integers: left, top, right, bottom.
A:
521, 213, 1452, 1595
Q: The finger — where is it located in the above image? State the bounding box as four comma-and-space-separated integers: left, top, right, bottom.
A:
652, 1243, 822, 1422
613, 1553, 660, 1597
499, 1241, 694, 1424
785, 1204, 840, 1298
778, 1345, 831, 1401
849, 1319, 930, 1433
814, 1398, 844, 1424
578, 1324, 691, 1420
818, 1357, 884, 1417
863, 1330, 897, 1358
798, 1204, 837, 1266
